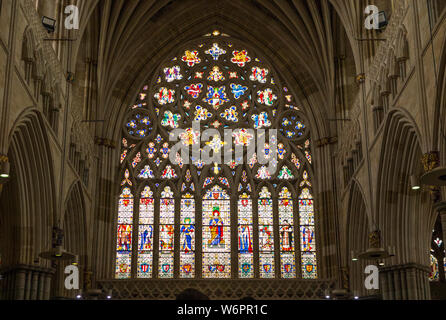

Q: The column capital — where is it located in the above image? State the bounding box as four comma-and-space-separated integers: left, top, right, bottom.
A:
369, 230, 382, 249
421, 151, 440, 173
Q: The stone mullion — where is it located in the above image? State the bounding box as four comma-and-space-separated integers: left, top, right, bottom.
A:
253, 196, 260, 278
174, 195, 181, 278
153, 197, 160, 278
196, 196, 203, 279
293, 196, 301, 278
273, 196, 281, 278
131, 192, 141, 279
231, 196, 238, 279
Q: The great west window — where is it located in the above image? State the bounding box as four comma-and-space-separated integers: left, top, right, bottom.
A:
115, 33, 317, 280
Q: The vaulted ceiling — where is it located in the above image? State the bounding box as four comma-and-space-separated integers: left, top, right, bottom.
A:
72, 0, 366, 142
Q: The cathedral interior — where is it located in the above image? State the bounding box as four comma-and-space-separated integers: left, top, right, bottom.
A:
0, 0, 446, 301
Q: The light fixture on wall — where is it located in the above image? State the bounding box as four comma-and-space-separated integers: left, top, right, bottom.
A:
39, 245, 76, 261
358, 230, 394, 260
0, 161, 10, 179
421, 167, 446, 186
351, 250, 358, 261
410, 175, 421, 190
72, 255, 79, 266
419, 152, 446, 186
42, 16, 56, 33
324, 289, 331, 299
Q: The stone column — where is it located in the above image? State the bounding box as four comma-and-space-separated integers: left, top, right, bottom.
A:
14, 268, 26, 300
43, 273, 52, 300
379, 263, 431, 300
30, 270, 39, 300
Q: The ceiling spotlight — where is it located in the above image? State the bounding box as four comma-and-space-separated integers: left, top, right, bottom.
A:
0, 161, 10, 179
42, 16, 56, 33
410, 175, 420, 190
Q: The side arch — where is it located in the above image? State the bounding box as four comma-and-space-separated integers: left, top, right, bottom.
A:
345, 180, 370, 297
376, 109, 433, 268
0, 108, 56, 266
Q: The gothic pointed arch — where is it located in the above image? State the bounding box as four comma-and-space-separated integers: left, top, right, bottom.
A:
0, 109, 56, 266
114, 33, 318, 280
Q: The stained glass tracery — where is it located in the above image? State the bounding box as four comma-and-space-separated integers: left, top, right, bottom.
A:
116, 34, 317, 280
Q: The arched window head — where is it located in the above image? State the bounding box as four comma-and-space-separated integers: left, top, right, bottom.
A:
115, 33, 318, 280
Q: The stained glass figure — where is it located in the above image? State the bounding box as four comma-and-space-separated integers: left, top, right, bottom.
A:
182, 50, 201, 67
299, 185, 317, 279
279, 187, 295, 278
250, 67, 268, 83
159, 187, 175, 278
205, 43, 226, 60
230, 83, 248, 99
138, 186, 154, 278
258, 187, 275, 278
257, 88, 277, 106
154, 87, 175, 105
238, 193, 253, 278
231, 50, 251, 67
203, 86, 229, 108
180, 195, 196, 278
203, 186, 231, 278
185, 83, 203, 98
164, 66, 183, 82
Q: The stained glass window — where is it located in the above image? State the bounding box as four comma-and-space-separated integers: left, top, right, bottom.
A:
258, 187, 275, 278
299, 177, 318, 279
203, 185, 231, 278
137, 186, 154, 278
180, 193, 195, 278
429, 215, 445, 281
238, 193, 253, 278
159, 186, 175, 278
116, 33, 317, 280
116, 187, 133, 279
279, 187, 295, 278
